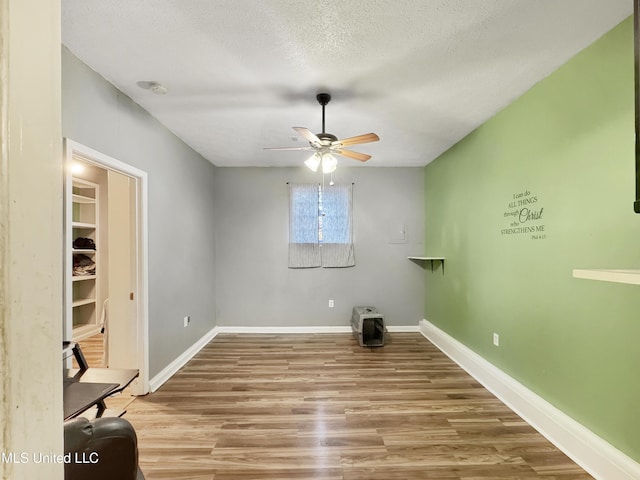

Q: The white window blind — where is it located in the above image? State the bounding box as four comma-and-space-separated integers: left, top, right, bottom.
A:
288, 183, 354, 268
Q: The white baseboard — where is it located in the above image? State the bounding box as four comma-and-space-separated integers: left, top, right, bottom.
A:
214, 325, 352, 334
149, 326, 220, 392
419, 319, 640, 480
214, 325, 419, 334
387, 325, 419, 333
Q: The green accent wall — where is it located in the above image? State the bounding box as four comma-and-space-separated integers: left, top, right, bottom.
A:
424, 17, 640, 460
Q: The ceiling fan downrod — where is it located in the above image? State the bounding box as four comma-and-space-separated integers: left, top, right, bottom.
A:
317, 93, 331, 134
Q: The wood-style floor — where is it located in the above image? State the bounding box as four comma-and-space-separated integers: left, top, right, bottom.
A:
119, 333, 592, 480
76, 333, 137, 414
76, 333, 106, 367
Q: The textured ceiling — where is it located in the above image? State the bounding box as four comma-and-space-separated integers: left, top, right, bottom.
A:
62, 0, 631, 168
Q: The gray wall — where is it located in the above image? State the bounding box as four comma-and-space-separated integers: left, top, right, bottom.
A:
62, 47, 217, 377
214, 167, 425, 327
62, 46, 425, 374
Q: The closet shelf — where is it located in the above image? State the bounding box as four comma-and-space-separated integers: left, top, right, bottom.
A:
72, 324, 101, 340
72, 221, 96, 229
72, 275, 96, 282
72, 298, 96, 308
572, 269, 640, 285
72, 193, 96, 204
67, 172, 100, 342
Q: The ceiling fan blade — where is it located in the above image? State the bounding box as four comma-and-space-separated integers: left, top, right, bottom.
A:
333, 133, 380, 148
264, 146, 313, 151
293, 127, 321, 145
335, 149, 371, 162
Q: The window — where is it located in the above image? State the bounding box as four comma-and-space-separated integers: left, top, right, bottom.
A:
289, 183, 354, 268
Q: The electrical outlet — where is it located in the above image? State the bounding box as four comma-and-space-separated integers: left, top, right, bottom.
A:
328, 299, 334, 308
184, 315, 190, 327
493, 333, 499, 346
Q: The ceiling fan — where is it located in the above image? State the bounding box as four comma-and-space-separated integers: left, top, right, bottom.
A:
265, 93, 380, 173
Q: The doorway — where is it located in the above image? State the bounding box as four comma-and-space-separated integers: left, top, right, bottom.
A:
63, 138, 149, 395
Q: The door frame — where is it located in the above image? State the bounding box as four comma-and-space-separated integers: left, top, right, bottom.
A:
63, 138, 149, 395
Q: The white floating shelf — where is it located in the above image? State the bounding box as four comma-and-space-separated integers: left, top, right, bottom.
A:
408, 256, 445, 273
572, 269, 640, 286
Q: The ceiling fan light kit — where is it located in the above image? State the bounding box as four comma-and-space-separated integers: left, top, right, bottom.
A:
303, 152, 337, 174
265, 92, 380, 174
304, 153, 321, 172
321, 153, 337, 174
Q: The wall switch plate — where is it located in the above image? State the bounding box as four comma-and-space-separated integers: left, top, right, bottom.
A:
184, 315, 190, 327
328, 299, 334, 308
493, 333, 499, 346
389, 223, 408, 244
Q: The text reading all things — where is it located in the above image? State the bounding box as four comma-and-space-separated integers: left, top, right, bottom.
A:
501, 189, 546, 240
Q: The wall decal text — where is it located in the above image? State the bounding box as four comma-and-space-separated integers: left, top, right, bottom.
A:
501, 190, 546, 240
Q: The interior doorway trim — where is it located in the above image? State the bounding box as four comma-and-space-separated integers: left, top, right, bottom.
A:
63, 138, 149, 395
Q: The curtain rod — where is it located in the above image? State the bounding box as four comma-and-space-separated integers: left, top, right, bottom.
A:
286, 182, 355, 184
